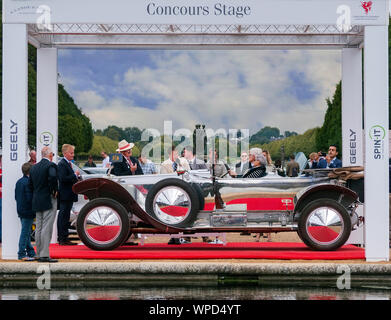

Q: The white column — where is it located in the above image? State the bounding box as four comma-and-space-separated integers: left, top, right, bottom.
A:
1, 24, 28, 260
342, 48, 365, 245
342, 48, 364, 167
37, 48, 58, 244
364, 26, 389, 262
37, 48, 58, 163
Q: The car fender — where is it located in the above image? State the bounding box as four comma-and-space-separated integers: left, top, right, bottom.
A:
293, 183, 359, 221
72, 178, 184, 233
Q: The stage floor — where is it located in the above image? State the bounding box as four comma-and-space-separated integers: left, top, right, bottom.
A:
1, 232, 388, 263
49, 241, 365, 260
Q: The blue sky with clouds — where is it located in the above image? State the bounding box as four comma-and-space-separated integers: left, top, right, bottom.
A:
58, 49, 341, 136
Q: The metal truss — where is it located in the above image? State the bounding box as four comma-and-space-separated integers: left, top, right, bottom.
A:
27, 23, 364, 49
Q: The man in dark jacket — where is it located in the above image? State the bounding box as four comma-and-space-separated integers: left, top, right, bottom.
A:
15, 162, 36, 261
29, 147, 58, 263
57, 144, 80, 245
184, 146, 207, 170
112, 140, 144, 176
318, 145, 342, 168
235, 152, 251, 176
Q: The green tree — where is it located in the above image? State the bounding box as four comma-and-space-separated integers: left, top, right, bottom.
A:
58, 115, 84, 151
94, 129, 104, 136
86, 135, 119, 157
250, 126, 281, 145
284, 131, 298, 138
315, 82, 342, 154
104, 126, 123, 141
57, 84, 94, 153
28, 61, 37, 147
259, 127, 319, 161
123, 127, 142, 142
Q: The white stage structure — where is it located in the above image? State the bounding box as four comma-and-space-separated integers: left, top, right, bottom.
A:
2, 0, 389, 261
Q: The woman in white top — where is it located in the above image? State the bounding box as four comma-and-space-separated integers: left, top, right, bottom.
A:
101, 151, 111, 168
262, 149, 275, 173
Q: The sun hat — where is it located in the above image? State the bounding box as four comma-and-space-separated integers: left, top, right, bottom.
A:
116, 140, 135, 152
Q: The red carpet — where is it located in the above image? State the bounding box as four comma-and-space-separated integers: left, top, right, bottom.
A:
49, 242, 365, 260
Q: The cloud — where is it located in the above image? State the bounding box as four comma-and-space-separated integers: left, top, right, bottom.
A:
74, 90, 107, 111
65, 49, 341, 135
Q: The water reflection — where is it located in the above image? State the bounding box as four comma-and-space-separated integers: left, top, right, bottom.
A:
0, 286, 390, 300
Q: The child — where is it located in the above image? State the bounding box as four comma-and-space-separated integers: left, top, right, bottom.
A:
15, 162, 36, 261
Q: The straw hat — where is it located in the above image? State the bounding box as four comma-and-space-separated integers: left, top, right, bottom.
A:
116, 140, 135, 152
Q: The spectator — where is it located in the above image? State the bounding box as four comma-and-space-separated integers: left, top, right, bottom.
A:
304, 152, 318, 170
84, 155, 97, 168
184, 145, 207, 170
160, 146, 190, 174
15, 162, 36, 261
274, 159, 286, 177
138, 155, 157, 175
161, 146, 191, 245
28, 150, 37, 165
325, 154, 331, 165
309, 152, 319, 169
235, 152, 251, 176
318, 145, 342, 168
207, 148, 229, 178
286, 154, 300, 177
29, 146, 59, 263
262, 149, 275, 173
230, 148, 266, 178
57, 144, 80, 246
317, 151, 326, 165
242, 148, 267, 178
101, 151, 111, 168
112, 140, 144, 176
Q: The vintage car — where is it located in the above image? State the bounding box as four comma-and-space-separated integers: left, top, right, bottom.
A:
72, 163, 364, 252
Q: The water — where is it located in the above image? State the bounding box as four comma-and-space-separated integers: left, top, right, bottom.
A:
1, 286, 391, 300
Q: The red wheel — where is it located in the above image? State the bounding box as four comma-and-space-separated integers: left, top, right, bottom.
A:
298, 199, 352, 251
77, 198, 130, 250
145, 178, 199, 228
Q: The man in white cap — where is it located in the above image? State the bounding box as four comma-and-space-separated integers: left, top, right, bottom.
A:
112, 140, 144, 176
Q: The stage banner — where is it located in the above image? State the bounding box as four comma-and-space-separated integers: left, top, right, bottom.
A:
342, 48, 364, 168
3, 0, 389, 26
36, 48, 58, 164
1, 24, 28, 259
364, 26, 389, 261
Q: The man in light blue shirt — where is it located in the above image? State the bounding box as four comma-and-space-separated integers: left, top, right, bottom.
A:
138, 155, 157, 175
